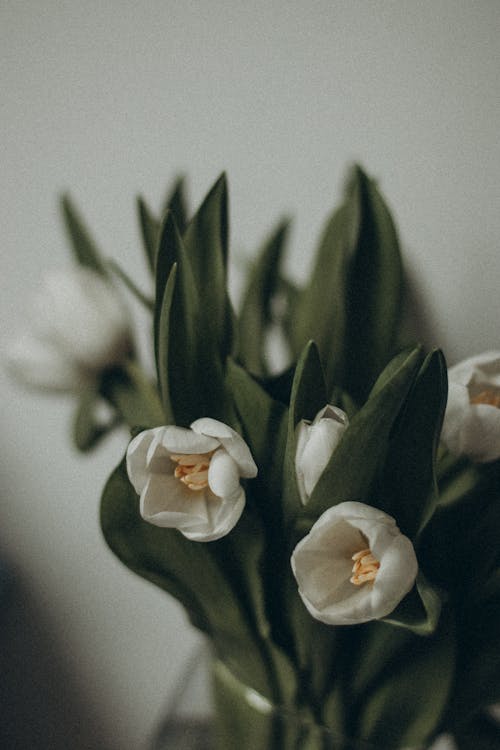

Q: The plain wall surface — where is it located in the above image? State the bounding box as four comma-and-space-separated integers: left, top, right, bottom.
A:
1, 2, 499, 748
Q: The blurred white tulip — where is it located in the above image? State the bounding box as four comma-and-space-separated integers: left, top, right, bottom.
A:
6, 267, 132, 393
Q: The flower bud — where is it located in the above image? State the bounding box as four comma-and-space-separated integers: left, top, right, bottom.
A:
295, 405, 349, 504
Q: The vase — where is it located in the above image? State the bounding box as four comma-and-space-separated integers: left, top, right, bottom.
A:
151, 646, 455, 750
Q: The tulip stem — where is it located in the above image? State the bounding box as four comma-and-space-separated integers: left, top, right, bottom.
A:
100, 359, 165, 429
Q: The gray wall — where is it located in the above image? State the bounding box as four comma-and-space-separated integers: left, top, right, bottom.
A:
1, 2, 499, 748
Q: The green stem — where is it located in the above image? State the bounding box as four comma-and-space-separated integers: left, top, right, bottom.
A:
100, 359, 165, 429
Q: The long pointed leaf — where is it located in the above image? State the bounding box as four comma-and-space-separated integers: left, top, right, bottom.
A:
238, 219, 290, 375
100, 460, 287, 699
343, 166, 403, 401
301, 346, 424, 520
379, 349, 448, 539
60, 194, 107, 275
137, 196, 160, 273
183, 173, 232, 358
162, 175, 189, 235
154, 214, 227, 425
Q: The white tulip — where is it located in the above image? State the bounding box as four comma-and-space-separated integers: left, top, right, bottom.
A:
291, 501, 418, 625
6, 267, 132, 393
126, 418, 257, 542
441, 351, 500, 463
295, 405, 349, 505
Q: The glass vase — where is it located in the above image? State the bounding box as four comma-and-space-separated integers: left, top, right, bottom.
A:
151, 646, 455, 750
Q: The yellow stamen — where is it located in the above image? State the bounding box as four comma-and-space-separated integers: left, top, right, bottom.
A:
470, 390, 500, 408
170, 452, 212, 491
350, 547, 380, 586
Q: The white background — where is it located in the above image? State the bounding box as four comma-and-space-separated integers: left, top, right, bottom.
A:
1, 2, 499, 748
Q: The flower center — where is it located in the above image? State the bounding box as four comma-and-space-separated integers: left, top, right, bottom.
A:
350, 548, 380, 586
170, 452, 212, 491
470, 389, 500, 408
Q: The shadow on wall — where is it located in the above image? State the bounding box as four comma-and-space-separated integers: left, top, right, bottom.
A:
0, 568, 113, 750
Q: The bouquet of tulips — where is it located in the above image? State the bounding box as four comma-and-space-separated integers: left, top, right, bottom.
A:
8, 166, 500, 749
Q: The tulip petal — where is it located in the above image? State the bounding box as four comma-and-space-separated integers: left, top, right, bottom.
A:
208, 449, 241, 499
160, 426, 220, 454
5, 333, 91, 393
192, 417, 257, 476
140, 474, 211, 528
183, 488, 246, 542
126, 427, 166, 494
448, 350, 500, 389
295, 405, 349, 504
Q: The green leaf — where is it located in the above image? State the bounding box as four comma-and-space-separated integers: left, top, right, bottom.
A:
289, 165, 403, 402
154, 214, 227, 425
183, 173, 233, 359
300, 346, 424, 520
357, 612, 456, 748
162, 175, 189, 235
137, 196, 159, 273
73, 386, 117, 451
100, 360, 165, 429
107, 258, 154, 310
379, 350, 448, 539
289, 341, 328, 430
343, 620, 412, 700
342, 166, 403, 402
226, 359, 288, 502
454, 712, 500, 750
289, 190, 355, 392
382, 571, 442, 636
100, 460, 291, 700
278, 276, 301, 357
420, 463, 500, 598
450, 579, 500, 723
237, 219, 290, 375
60, 194, 107, 275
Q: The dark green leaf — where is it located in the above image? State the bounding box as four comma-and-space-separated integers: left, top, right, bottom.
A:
100, 460, 291, 700
289, 195, 354, 392
382, 571, 442, 636
343, 620, 412, 700
279, 276, 301, 357
450, 580, 500, 723
237, 219, 290, 375
154, 214, 227, 425
60, 194, 107, 275
342, 166, 403, 402
379, 350, 448, 539
289, 165, 403, 402
137, 196, 160, 273
100, 360, 165, 429
162, 175, 189, 235
454, 713, 500, 750
154, 210, 179, 368
226, 358, 288, 506
183, 173, 233, 358
301, 347, 424, 520
357, 612, 456, 748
